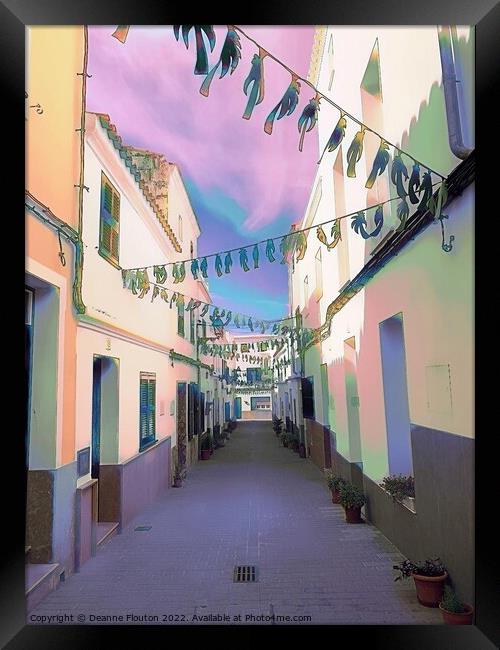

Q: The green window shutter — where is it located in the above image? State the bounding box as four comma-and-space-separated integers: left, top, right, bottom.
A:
140, 379, 148, 441
100, 172, 120, 264
139, 373, 156, 448
148, 379, 156, 438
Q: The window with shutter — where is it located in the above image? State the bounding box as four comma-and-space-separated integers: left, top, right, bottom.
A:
99, 171, 120, 266
139, 372, 156, 450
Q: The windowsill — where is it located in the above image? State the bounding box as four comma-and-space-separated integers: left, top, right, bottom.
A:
139, 438, 157, 453
380, 486, 417, 514
98, 249, 121, 270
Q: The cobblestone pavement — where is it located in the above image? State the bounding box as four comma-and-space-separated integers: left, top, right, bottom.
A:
29, 421, 442, 625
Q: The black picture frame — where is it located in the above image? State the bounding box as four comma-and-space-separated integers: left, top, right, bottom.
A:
6, 0, 498, 646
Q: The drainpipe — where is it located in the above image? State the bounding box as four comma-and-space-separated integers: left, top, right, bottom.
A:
73, 24, 89, 314
437, 25, 473, 160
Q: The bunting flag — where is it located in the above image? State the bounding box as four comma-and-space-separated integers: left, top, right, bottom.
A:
112, 24, 446, 191
121, 269, 306, 336
122, 184, 448, 288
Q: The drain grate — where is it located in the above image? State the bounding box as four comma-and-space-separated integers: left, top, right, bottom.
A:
134, 525, 152, 531
233, 565, 258, 583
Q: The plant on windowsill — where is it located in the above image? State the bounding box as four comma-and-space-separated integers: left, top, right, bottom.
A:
380, 474, 415, 511
439, 585, 474, 624
393, 557, 448, 607
338, 482, 366, 523
324, 470, 347, 504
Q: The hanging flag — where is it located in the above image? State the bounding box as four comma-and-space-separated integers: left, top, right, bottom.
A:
298, 93, 321, 152
191, 258, 199, 280
111, 26, 130, 43
252, 244, 259, 269
239, 248, 250, 271
396, 198, 410, 232
417, 171, 433, 212
200, 257, 208, 278
319, 113, 347, 163
346, 126, 366, 178
365, 139, 390, 189
391, 153, 409, 199
173, 25, 216, 76
264, 75, 301, 135
265, 239, 276, 263
224, 251, 232, 274
153, 265, 167, 284
215, 254, 223, 277
151, 285, 160, 302
243, 49, 267, 120
200, 26, 242, 97
427, 180, 448, 221
408, 164, 421, 204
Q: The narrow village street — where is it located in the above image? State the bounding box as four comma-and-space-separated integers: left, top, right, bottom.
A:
29, 421, 440, 626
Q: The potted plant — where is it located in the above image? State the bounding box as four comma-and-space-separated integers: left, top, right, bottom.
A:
298, 442, 306, 458
393, 557, 448, 607
339, 482, 366, 523
290, 435, 300, 452
200, 435, 211, 460
272, 416, 283, 436
380, 474, 415, 510
439, 585, 474, 624
280, 431, 289, 447
325, 471, 347, 504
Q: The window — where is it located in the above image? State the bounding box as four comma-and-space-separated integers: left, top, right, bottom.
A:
302, 376, 315, 419
99, 172, 120, 266
188, 382, 200, 440
178, 214, 183, 241
189, 309, 195, 344
315, 247, 323, 299
177, 296, 185, 337
139, 373, 156, 450
246, 368, 262, 384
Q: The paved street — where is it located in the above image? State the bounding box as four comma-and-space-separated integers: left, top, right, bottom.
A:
29, 421, 441, 625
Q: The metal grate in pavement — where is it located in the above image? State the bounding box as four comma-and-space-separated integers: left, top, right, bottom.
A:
233, 565, 258, 582
134, 525, 152, 531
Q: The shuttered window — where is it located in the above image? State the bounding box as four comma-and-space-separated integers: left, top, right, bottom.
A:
177, 296, 185, 337
99, 172, 120, 266
302, 376, 315, 420
139, 373, 156, 450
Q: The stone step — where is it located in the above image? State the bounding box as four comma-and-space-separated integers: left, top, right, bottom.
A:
26, 563, 63, 612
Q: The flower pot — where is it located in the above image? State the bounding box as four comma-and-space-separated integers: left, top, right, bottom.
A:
201, 449, 210, 460
173, 478, 183, 488
344, 506, 363, 523
439, 602, 474, 625
412, 572, 448, 607
299, 443, 306, 458
330, 489, 342, 504
283, 441, 288, 448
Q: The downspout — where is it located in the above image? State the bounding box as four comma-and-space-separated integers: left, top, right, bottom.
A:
438, 25, 473, 160
72, 25, 89, 314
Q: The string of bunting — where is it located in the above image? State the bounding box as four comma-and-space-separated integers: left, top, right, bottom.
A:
122, 182, 444, 286
121, 270, 308, 336
111, 25, 447, 180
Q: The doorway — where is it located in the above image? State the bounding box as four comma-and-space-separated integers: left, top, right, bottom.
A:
379, 313, 413, 475
344, 337, 362, 465
234, 396, 242, 419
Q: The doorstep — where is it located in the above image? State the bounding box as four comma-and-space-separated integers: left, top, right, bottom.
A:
96, 521, 119, 549
26, 562, 63, 612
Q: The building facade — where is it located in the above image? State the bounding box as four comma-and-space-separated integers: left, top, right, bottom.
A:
276, 26, 474, 603
25, 25, 87, 608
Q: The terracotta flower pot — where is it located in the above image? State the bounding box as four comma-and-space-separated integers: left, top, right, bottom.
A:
344, 506, 362, 523
331, 489, 341, 504
439, 602, 474, 625
201, 449, 210, 460
412, 572, 448, 607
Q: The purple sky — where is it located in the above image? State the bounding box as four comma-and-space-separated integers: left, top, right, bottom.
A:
87, 26, 317, 320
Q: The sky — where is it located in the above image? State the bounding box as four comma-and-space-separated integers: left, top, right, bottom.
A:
87, 26, 318, 321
